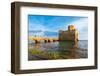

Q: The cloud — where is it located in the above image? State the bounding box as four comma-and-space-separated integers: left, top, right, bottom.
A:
29, 23, 46, 37
29, 23, 45, 31
67, 18, 88, 40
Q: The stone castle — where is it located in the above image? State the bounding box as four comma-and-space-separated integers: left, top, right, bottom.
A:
59, 25, 78, 42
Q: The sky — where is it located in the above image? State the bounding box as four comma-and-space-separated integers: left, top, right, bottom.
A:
28, 15, 88, 40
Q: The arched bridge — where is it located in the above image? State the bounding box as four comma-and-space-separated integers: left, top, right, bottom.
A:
29, 36, 58, 43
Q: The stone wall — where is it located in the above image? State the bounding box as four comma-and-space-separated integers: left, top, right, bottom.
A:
59, 25, 78, 41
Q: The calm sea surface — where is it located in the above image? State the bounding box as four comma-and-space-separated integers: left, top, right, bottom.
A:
28, 40, 88, 60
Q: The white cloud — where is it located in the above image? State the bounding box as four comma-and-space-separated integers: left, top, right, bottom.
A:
67, 18, 88, 40
29, 23, 45, 31
29, 23, 46, 37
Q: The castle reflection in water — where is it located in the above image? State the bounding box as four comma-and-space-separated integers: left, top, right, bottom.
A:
58, 41, 80, 59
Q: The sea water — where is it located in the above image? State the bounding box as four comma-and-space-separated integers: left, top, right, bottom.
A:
28, 40, 88, 60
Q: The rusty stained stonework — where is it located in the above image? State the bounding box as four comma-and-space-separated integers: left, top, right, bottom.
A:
59, 25, 78, 42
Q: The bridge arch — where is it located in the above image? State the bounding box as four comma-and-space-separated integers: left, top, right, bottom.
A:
44, 40, 48, 43
35, 40, 40, 43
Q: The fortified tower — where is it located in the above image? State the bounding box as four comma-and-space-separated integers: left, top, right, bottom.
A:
59, 25, 78, 42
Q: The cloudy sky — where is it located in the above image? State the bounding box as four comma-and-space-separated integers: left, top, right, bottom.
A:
28, 15, 88, 40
